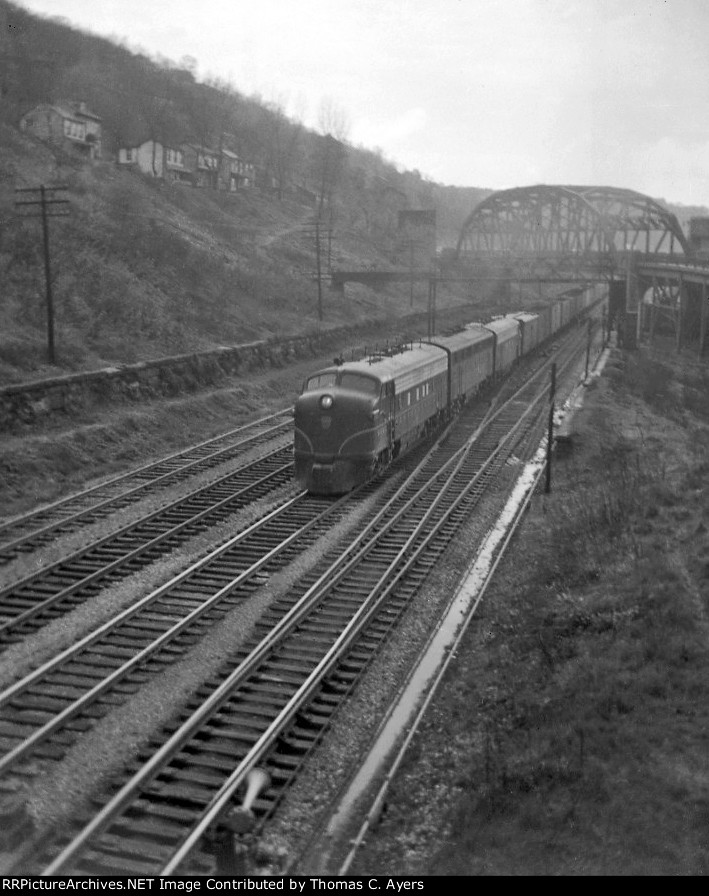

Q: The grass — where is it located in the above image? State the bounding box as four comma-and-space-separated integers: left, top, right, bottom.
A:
355, 344, 709, 875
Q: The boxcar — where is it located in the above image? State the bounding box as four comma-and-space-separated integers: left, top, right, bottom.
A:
483, 317, 521, 376
534, 304, 553, 344
514, 312, 541, 356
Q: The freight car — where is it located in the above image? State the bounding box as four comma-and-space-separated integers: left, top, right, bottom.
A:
294, 292, 601, 494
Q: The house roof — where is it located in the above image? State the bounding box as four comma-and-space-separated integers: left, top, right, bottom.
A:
221, 149, 255, 166
184, 143, 220, 155
22, 101, 102, 123
52, 104, 83, 121
22, 103, 81, 123
62, 101, 102, 121
118, 139, 187, 156
124, 139, 164, 150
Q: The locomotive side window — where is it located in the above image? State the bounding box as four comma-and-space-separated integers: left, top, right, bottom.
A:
304, 372, 337, 392
340, 373, 379, 394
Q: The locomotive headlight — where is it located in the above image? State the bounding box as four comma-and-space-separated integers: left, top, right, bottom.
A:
320, 394, 334, 410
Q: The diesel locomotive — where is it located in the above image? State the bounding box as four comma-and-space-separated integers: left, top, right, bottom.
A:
294, 291, 599, 494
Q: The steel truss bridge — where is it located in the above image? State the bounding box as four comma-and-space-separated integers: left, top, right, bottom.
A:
453, 184, 709, 352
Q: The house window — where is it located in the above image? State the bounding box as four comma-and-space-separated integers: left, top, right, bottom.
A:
64, 120, 85, 140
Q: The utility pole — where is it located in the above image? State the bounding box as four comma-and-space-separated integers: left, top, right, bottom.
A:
314, 220, 323, 321
676, 274, 684, 352
427, 276, 437, 339
15, 185, 69, 364
301, 220, 331, 322
545, 362, 556, 495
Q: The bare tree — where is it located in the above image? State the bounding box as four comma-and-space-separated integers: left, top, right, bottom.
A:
315, 97, 350, 218
123, 60, 185, 176
263, 95, 305, 200
318, 97, 350, 143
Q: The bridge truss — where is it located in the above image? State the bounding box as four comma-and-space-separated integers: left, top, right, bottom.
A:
455, 184, 691, 281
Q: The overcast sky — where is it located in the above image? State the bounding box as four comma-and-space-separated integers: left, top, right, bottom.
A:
15, 0, 709, 207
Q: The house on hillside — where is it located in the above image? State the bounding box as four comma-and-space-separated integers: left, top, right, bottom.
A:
20, 101, 102, 159
219, 148, 255, 191
182, 144, 220, 189
165, 146, 190, 184
117, 139, 166, 178
116, 135, 255, 191
117, 140, 191, 183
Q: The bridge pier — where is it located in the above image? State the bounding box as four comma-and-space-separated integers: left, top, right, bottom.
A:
636, 271, 706, 353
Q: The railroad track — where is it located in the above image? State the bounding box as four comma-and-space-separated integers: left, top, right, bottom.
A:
0, 411, 293, 564
12, 329, 593, 876
0, 446, 295, 646
0, 485, 385, 783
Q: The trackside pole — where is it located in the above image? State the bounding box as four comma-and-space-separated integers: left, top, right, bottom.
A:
39, 186, 56, 364
545, 362, 556, 494
427, 276, 437, 338
14, 184, 69, 364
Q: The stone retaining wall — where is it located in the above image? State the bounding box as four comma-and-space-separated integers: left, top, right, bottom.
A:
0, 308, 472, 430
0, 333, 327, 430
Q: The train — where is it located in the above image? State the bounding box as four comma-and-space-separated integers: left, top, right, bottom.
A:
294, 289, 602, 494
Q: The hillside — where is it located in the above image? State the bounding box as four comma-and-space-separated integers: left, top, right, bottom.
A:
0, 0, 704, 388
0, 119, 491, 384
0, 1, 494, 385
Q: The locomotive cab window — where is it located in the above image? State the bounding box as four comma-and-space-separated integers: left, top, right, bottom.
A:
304, 372, 337, 392
339, 373, 379, 394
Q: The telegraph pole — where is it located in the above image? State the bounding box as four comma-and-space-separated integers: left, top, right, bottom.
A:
427, 276, 437, 339
584, 318, 592, 380
314, 220, 323, 321
545, 362, 556, 495
301, 219, 332, 322
15, 185, 70, 364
